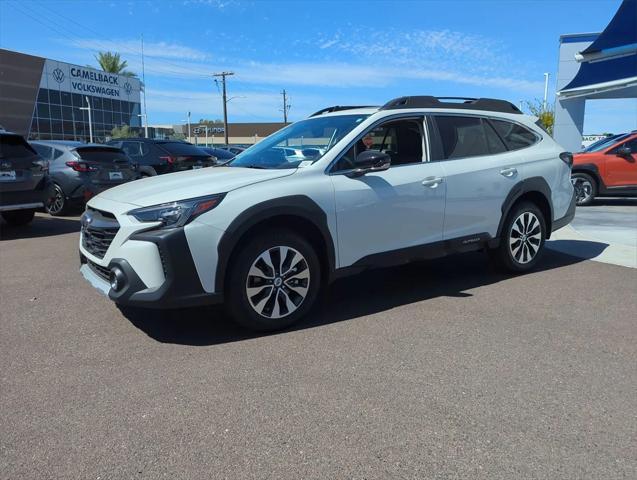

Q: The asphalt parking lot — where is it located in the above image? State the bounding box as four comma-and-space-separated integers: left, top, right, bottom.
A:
1, 206, 636, 479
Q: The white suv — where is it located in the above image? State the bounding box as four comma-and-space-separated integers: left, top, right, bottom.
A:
79, 96, 575, 331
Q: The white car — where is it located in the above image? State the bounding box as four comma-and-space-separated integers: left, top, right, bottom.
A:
79, 96, 575, 331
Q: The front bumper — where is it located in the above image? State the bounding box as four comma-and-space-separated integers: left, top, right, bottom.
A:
80, 226, 223, 309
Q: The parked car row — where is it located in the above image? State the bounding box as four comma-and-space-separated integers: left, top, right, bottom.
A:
1, 130, 242, 225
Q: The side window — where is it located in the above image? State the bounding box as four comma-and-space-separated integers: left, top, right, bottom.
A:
430, 116, 498, 160
490, 119, 538, 151
333, 118, 424, 172
53, 149, 64, 160
32, 144, 52, 160
609, 138, 637, 154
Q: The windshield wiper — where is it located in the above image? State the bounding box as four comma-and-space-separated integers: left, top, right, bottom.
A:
240, 164, 267, 169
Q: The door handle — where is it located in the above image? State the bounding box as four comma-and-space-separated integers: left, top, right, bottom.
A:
422, 176, 444, 188
500, 167, 517, 178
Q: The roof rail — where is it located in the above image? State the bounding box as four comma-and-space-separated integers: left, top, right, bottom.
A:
380, 96, 522, 115
309, 105, 376, 117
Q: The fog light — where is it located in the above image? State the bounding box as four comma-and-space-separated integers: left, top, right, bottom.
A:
109, 267, 126, 291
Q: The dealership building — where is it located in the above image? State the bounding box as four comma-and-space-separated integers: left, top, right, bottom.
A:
0, 48, 142, 142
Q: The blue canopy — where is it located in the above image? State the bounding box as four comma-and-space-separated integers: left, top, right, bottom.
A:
561, 0, 637, 96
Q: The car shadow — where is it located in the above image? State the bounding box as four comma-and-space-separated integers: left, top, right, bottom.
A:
123, 240, 609, 346
0, 214, 80, 240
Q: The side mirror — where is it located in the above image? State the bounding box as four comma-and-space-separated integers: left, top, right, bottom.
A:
348, 150, 391, 177
617, 146, 632, 158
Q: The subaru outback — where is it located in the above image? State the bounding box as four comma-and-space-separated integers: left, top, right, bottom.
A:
79, 96, 576, 331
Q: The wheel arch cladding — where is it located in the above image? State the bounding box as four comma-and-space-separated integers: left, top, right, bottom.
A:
215, 195, 335, 293
571, 163, 603, 188
497, 177, 553, 239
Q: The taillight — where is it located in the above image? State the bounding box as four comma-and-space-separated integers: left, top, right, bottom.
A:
66, 161, 97, 172
159, 155, 176, 164
559, 152, 573, 168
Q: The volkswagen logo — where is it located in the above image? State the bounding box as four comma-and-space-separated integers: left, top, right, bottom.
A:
123, 82, 132, 95
0, 161, 12, 170
52, 68, 65, 83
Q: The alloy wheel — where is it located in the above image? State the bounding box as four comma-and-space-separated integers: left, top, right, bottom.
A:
509, 212, 542, 264
47, 185, 65, 215
245, 246, 310, 319
571, 176, 593, 205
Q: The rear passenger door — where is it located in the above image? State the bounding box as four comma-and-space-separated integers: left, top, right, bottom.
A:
428, 115, 529, 240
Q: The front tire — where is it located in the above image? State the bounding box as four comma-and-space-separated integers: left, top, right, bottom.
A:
571, 172, 596, 206
490, 201, 546, 273
226, 229, 321, 331
1, 209, 36, 226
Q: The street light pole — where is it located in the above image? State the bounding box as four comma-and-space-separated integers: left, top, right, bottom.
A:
213, 72, 234, 146
79, 96, 93, 143
187, 111, 191, 142
543, 73, 550, 111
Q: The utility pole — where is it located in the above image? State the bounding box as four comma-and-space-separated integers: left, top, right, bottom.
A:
79, 96, 93, 143
281, 89, 290, 124
187, 111, 191, 141
141, 34, 149, 137
213, 71, 234, 146
543, 73, 550, 111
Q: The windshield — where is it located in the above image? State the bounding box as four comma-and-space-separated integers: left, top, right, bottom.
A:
583, 134, 627, 152
228, 114, 369, 169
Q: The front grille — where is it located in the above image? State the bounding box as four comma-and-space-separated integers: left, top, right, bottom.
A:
87, 259, 110, 281
81, 208, 120, 259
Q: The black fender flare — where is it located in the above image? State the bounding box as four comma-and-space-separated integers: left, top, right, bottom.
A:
571, 163, 605, 188
214, 195, 336, 293
495, 176, 553, 240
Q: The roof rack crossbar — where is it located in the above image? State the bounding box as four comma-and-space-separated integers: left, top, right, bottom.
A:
309, 105, 376, 117
380, 96, 522, 114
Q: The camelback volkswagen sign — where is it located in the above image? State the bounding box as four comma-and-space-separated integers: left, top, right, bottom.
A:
0, 49, 143, 139
41, 59, 141, 101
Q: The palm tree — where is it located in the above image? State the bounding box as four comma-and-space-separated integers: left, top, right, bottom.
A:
94, 51, 137, 77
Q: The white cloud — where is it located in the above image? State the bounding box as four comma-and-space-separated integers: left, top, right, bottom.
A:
67, 39, 210, 61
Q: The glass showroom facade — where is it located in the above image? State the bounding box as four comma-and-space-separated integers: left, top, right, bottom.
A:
0, 49, 142, 142
30, 88, 141, 142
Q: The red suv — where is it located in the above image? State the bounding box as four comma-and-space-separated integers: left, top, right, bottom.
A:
572, 132, 637, 205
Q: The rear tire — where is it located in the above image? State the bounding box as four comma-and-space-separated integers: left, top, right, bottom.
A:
1, 209, 35, 226
490, 201, 546, 273
571, 172, 596, 206
46, 184, 68, 216
226, 229, 321, 331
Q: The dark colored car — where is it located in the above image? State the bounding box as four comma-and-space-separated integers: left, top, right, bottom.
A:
30, 141, 138, 216
0, 132, 52, 226
200, 147, 235, 162
107, 138, 216, 177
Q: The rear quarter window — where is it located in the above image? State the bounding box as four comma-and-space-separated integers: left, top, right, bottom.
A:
490, 119, 538, 151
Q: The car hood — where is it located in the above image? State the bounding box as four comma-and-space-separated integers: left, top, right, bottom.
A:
96, 166, 296, 207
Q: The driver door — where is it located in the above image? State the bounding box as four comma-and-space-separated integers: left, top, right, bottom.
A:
329, 117, 446, 268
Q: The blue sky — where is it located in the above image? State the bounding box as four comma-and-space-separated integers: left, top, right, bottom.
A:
1, 0, 635, 132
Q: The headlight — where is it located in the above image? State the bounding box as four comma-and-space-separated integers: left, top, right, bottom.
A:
128, 193, 225, 228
